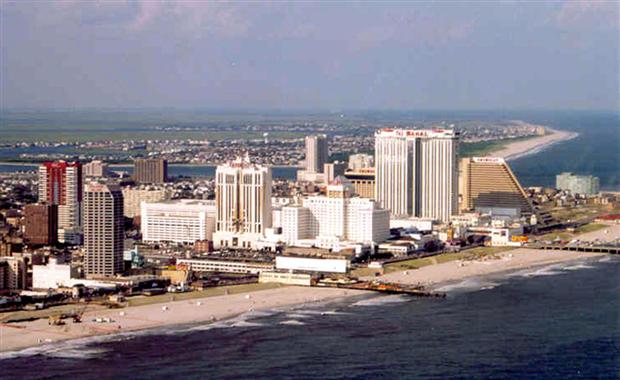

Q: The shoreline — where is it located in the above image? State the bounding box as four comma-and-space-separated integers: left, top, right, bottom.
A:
0, 286, 367, 355
2, 249, 616, 356
375, 249, 606, 290
491, 128, 579, 161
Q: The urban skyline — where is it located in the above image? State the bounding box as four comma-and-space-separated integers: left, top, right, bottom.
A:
0, 2, 617, 378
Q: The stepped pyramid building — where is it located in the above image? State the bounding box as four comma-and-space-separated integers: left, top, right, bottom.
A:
459, 157, 552, 225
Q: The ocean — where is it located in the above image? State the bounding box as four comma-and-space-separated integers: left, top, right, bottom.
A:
1, 110, 618, 189
2, 256, 619, 379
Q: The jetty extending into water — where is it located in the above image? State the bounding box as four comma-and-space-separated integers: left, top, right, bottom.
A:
316, 280, 446, 298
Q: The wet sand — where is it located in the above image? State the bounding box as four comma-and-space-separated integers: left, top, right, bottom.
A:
0, 286, 366, 354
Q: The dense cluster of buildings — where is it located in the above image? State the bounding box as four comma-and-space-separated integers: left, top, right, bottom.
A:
1, 124, 611, 300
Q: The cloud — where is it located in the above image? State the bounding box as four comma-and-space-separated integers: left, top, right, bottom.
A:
127, 1, 252, 38
131, 1, 164, 31
554, 0, 619, 29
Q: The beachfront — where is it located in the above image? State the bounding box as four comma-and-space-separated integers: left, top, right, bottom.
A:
377, 249, 605, 289
492, 128, 578, 161
3, 248, 616, 355
0, 286, 366, 354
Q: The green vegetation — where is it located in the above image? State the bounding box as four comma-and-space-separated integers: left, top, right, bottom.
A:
0, 303, 105, 323
575, 223, 607, 234
538, 223, 608, 242
126, 282, 282, 307
382, 246, 514, 274
460, 135, 539, 157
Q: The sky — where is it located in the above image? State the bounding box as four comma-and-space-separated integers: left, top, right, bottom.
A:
1, 1, 618, 111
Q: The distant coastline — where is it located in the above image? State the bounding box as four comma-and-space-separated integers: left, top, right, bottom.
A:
492, 128, 579, 162
0, 129, 577, 169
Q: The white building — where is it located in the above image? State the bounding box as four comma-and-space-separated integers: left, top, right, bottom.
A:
176, 258, 273, 274
141, 199, 216, 244
275, 256, 349, 273
281, 178, 390, 246
123, 187, 171, 218
213, 156, 272, 249
348, 153, 374, 171
556, 172, 600, 195
375, 128, 458, 222
32, 256, 79, 289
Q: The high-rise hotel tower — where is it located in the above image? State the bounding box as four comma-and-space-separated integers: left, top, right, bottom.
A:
213, 155, 272, 249
83, 183, 124, 277
375, 129, 459, 222
38, 161, 83, 244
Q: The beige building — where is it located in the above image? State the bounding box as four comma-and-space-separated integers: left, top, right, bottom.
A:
83, 183, 124, 277
459, 157, 535, 217
122, 187, 170, 218
344, 168, 375, 198
0, 256, 27, 290
84, 160, 108, 177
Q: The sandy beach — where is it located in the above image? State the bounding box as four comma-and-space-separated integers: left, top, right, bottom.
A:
1, 222, 615, 357
491, 128, 578, 161
377, 249, 606, 289
0, 286, 366, 354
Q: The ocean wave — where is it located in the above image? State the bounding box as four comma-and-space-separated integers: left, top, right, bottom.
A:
434, 278, 501, 293
509, 264, 564, 278
44, 347, 110, 359
561, 263, 595, 271
0, 331, 144, 361
279, 319, 305, 326
350, 295, 411, 307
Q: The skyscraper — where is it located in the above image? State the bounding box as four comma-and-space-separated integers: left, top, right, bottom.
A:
213, 155, 272, 249
133, 158, 168, 184
305, 134, 328, 173
38, 161, 83, 244
83, 183, 124, 277
374, 129, 459, 222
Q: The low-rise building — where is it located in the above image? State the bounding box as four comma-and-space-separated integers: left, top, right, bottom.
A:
275, 255, 349, 273
281, 178, 390, 247
32, 256, 79, 289
556, 172, 600, 196
141, 200, 216, 244
176, 258, 274, 274
259, 271, 312, 286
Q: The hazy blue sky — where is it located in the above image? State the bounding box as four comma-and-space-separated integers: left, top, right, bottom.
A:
1, 1, 618, 110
